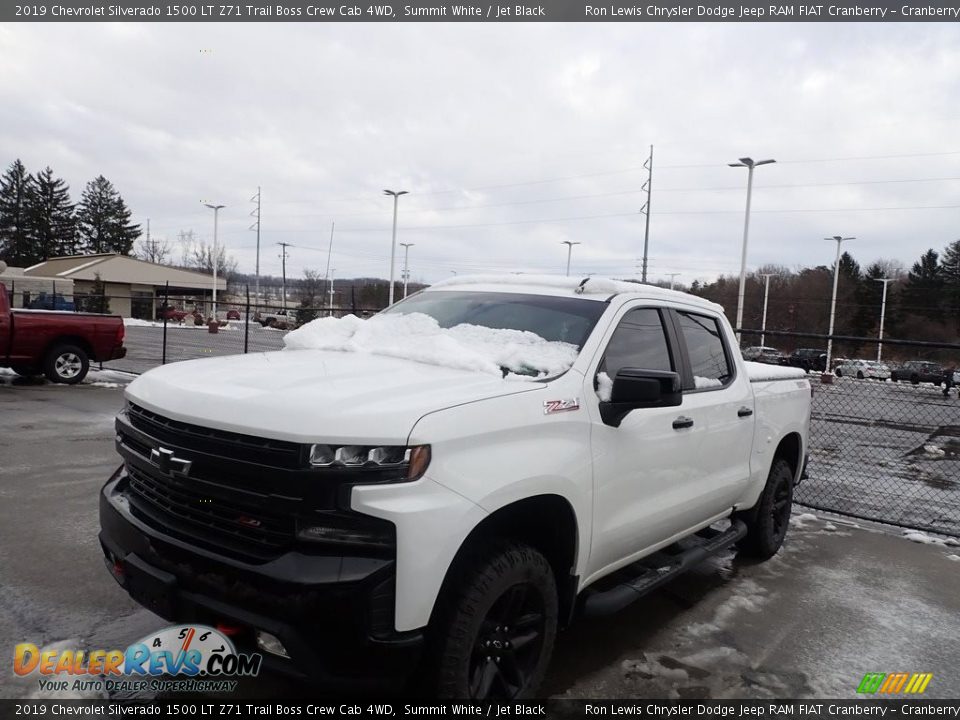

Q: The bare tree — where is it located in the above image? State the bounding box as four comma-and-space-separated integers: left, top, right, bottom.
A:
178, 229, 238, 279
135, 235, 172, 265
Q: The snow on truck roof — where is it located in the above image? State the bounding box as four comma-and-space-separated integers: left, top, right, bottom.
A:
427, 274, 724, 312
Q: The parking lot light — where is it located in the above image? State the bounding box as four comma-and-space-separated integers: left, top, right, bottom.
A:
204, 203, 225, 318
875, 277, 896, 362
384, 189, 408, 306
824, 235, 856, 377
729, 157, 775, 341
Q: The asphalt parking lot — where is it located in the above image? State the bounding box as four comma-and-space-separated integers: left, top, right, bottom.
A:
2, 376, 960, 700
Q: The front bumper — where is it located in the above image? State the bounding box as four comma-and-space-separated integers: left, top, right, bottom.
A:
99, 470, 423, 687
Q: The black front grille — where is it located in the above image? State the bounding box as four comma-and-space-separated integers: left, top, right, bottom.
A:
126, 464, 294, 561
127, 403, 303, 469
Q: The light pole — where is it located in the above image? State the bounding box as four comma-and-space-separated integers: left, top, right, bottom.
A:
400, 242, 414, 299
825, 235, 856, 374
760, 273, 774, 346
384, 189, 408, 306
874, 277, 895, 362
204, 203, 225, 318
328, 268, 336, 316
561, 241, 581, 276
666, 273, 680, 290
729, 157, 776, 339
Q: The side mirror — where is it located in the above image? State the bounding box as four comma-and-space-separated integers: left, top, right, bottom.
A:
599, 368, 682, 427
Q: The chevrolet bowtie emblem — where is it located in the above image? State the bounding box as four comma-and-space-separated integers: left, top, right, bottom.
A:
150, 447, 192, 477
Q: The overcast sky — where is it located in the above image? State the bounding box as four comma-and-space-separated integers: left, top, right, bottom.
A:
2, 21, 960, 286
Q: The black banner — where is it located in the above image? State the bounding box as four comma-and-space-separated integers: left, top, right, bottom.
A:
5, 0, 960, 23
3, 700, 960, 720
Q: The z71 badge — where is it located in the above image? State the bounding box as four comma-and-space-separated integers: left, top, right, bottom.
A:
543, 398, 580, 415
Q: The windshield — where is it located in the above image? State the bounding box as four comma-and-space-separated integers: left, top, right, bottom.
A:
381, 291, 607, 350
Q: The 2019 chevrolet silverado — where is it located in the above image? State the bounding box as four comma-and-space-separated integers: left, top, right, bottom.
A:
99, 275, 811, 698
1, 281, 126, 383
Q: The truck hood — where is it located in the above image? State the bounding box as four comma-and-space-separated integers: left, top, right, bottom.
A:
125, 350, 544, 444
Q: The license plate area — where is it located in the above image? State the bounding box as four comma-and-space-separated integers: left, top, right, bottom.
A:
124, 553, 177, 620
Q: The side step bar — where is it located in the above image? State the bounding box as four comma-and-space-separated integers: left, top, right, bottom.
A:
580, 519, 748, 617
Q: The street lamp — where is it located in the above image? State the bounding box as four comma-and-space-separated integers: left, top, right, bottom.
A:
203, 203, 225, 318
665, 272, 680, 290
384, 189, 408, 306
328, 268, 336, 316
561, 241, 581, 276
874, 277, 896, 362
760, 273, 774, 346
825, 235, 856, 374
729, 157, 776, 340
400, 242, 414, 299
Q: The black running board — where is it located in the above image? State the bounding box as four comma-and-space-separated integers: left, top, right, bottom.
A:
579, 519, 747, 617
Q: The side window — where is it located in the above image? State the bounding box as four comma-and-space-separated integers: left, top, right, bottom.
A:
600, 308, 673, 382
676, 312, 732, 389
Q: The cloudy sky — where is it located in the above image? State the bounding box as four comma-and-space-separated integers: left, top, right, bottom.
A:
2, 21, 960, 286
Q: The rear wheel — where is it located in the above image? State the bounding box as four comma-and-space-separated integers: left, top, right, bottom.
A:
856, 371, 864, 380
43, 344, 89, 384
737, 458, 794, 560
835, 369, 843, 378
431, 542, 558, 699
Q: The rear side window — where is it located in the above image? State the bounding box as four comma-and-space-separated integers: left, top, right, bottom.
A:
600, 308, 673, 379
677, 312, 732, 389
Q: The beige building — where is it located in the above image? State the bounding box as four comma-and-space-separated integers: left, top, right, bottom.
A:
23, 254, 226, 319
0, 264, 75, 309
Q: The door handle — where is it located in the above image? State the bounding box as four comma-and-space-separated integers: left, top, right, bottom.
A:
672, 416, 694, 430
738, 406, 754, 417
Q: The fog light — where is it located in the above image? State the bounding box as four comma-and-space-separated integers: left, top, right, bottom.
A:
255, 631, 289, 659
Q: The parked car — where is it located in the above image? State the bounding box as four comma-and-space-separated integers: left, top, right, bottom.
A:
787, 348, 827, 372
225, 309, 242, 320
742, 345, 785, 364
28, 292, 76, 312
157, 305, 190, 322
891, 360, 944, 385
1, 281, 126, 383
834, 359, 891, 380
100, 275, 812, 697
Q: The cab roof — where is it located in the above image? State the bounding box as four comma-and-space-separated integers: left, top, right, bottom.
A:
426, 273, 724, 313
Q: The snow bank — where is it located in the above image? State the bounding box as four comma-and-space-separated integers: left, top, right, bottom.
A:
744, 361, 807, 382
596, 371, 613, 401
283, 313, 579, 378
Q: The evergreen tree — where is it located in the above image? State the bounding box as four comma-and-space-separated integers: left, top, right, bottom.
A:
941, 239, 960, 330
902, 249, 943, 321
26, 167, 76, 260
76, 176, 140, 255
0, 160, 35, 266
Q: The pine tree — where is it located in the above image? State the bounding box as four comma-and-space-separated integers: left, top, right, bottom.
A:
941, 239, 960, 331
26, 167, 76, 260
76, 176, 140, 255
0, 160, 36, 266
902, 249, 943, 321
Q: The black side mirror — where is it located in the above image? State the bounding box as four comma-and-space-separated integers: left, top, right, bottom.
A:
599, 368, 682, 427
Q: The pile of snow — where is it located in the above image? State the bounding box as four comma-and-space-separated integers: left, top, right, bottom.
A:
923, 444, 946, 457
284, 313, 579, 378
694, 375, 723, 389
596, 371, 613, 401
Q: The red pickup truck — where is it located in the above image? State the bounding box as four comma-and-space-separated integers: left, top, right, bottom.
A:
1, 281, 126, 384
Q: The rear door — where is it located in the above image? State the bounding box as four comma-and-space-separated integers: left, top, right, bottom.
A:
667, 309, 755, 521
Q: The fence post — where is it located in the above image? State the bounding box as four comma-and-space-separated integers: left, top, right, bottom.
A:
244, 285, 250, 354
162, 281, 169, 365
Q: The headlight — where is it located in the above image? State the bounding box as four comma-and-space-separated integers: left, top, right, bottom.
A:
308, 443, 431, 482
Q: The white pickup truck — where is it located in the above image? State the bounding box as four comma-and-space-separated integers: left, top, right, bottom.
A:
99, 275, 811, 698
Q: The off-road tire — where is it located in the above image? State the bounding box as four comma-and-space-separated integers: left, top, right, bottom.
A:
737, 458, 794, 560
43, 344, 89, 384
431, 542, 558, 699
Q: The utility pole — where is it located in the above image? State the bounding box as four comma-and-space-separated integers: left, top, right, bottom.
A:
760, 273, 774, 346
328, 268, 336, 315
874, 277, 895, 362
666, 272, 680, 290
277, 242, 292, 310
250, 188, 261, 308
641, 145, 653, 283
400, 242, 414, 298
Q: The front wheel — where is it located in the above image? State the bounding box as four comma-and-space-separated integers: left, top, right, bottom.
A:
432, 543, 558, 699
857, 371, 864, 380
736, 458, 794, 560
43, 344, 89, 384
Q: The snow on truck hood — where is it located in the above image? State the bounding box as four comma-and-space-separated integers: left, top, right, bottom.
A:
123, 314, 575, 444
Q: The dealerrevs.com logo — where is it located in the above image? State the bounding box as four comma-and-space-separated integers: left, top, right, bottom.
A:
14, 624, 262, 694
